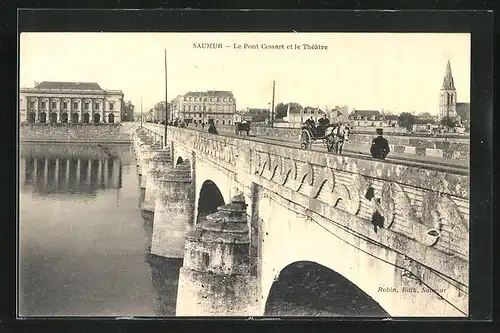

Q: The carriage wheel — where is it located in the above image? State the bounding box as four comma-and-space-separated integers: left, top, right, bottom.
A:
300, 131, 311, 150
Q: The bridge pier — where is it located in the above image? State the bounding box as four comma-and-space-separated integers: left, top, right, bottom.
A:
137, 142, 151, 178
133, 129, 157, 209
176, 194, 259, 316
150, 162, 194, 259
141, 149, 171, 220
138, 142, 162, 192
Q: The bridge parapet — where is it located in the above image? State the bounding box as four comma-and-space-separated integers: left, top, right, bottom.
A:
165, 125, 469, 263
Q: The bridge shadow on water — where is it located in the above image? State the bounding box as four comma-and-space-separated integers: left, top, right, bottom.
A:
145, 253, 183, 316
140, 201, 183, 316
265, 261, 390, 317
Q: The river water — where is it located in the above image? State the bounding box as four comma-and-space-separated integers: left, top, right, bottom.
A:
18, 143, 181, 317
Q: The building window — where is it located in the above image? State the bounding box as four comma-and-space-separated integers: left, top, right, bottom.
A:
51, 101, 57, 109
73, 102, 78, 109
30, 101, 35, 108
41, 101, 46, 109
110, 102, 114, 110
63, 102, 68, 109
222, 120, 225, 125
84, 102, 89, 110
95, 103, 100, 110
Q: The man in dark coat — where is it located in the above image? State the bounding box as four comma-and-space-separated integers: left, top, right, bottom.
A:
208, 122, 218, 135
370, 128, 390, 160
317, 114, 330, 137
304, 116, 317, 136
318, 113, 330, 126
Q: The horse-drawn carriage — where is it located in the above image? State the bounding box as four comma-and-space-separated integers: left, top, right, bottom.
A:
234, 114, 252, 136
300, 122, 350, 154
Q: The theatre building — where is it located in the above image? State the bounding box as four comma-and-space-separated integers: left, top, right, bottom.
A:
20, 81, 124, 124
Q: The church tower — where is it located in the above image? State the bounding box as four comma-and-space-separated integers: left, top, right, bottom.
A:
439, 60, 457, 120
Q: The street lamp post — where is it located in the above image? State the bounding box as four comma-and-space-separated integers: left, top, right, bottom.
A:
271, 80, 275, 128
164, 49, 168, 148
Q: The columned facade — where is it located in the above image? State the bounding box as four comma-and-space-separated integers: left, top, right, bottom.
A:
20, 81, 124, 124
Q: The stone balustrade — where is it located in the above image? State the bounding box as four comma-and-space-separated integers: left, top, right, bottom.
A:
185, 122, 469, 161
165, 126, 469, 261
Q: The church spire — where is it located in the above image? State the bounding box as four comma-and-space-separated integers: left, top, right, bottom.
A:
441, 60, 455, 90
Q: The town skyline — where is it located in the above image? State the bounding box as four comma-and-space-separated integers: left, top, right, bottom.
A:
20, 32, 470, 115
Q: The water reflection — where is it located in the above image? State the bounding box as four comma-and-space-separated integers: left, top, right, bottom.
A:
19, 144, 180, 317
147, 255, 183, 316
22, 155, 122, 196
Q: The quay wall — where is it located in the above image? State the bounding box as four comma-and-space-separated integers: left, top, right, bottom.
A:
19, 124, 132, 144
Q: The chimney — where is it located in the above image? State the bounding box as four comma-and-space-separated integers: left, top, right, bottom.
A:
34, 81, 39, 87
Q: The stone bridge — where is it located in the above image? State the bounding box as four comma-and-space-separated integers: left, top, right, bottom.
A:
133, 123, 469, 317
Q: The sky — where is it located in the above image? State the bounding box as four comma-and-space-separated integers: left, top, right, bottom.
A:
20, 32, 470, 115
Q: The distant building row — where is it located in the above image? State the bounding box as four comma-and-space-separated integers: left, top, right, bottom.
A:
169, 90, 236, 125
19, 81, 124, 124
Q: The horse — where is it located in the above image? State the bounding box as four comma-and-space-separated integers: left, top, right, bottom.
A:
325, 124, 350, 154
235, 120, 250, 136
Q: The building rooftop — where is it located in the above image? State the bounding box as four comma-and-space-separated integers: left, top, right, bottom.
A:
184, 90, 234, 98
303, 106, 324, 114
350, 110, 382, 117
34, 81, 104, 91
247, 108, 269, 115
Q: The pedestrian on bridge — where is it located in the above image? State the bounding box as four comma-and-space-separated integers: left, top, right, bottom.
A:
370, 128, 390, 160
208, 122, 218, 135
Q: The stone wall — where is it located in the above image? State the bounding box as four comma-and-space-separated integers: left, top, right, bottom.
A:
19, 124, 131, 143
20, 142, 133, 164
189, 123, 469, 161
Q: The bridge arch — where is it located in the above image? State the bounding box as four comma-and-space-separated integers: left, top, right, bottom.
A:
264, 260, 390, 317
197, 180, 225, 223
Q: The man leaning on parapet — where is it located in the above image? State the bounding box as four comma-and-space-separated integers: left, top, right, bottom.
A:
370, 128, 390, 160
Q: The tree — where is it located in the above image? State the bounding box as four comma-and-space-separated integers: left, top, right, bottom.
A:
440, 116, 459, 128
289, 102, 303, 113
121, 100, 135, 122
398, 112, 416, 130
274, 103, 287, 119
274, 102, 304, 119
